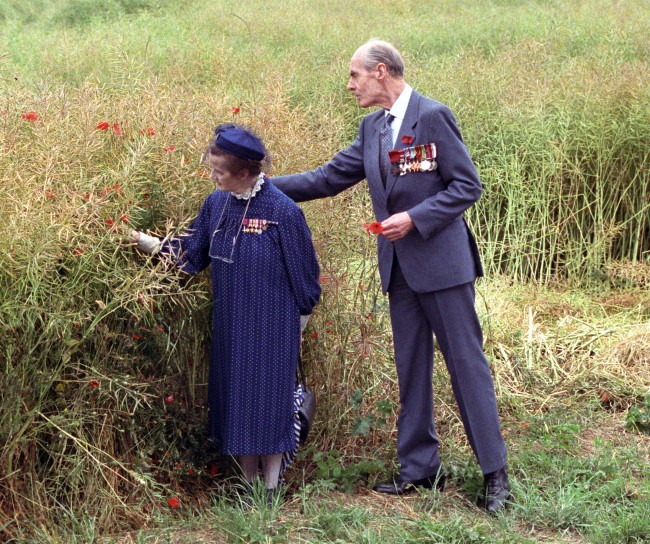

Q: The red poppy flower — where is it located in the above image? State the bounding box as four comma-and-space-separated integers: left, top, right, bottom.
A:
84, 192, 91, 201
97, 121, 110, 130
167, 497, 180, 509
401, 135, 414, 145
131, 333, 142, 340
21, 111, 39, 122
88, 380, 100, 388
209, 464, 218, 477
232, 106, 241, 114
120, 214, 129, 224
105, 218, 116, 228
363, 222, 384, 235
187, 468, 194, 475
141, 127, 155, 136
165, 145, 175, 152
319, 277, 329, 284
388, 150, 402, 164
309, 331, 319, 339
165, 395, 174, 404
112, 123, 122, 136
45, 190, 56, 199
73, 248, 84, 256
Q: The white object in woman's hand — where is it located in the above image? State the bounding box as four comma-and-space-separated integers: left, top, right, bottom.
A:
133, 231, 161, 254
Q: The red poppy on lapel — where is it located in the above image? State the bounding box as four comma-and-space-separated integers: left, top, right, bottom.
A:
402, 135, 414, 145
388, 150, 402, 164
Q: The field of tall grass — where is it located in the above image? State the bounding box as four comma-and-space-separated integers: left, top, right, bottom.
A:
1, 0, 649, 542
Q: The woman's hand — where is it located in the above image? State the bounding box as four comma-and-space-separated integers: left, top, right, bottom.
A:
129, 231, 162, 254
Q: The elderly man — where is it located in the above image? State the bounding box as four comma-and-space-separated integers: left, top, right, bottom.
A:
273, 40, 510, 513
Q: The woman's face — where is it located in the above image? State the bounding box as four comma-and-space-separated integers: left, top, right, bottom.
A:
208, 153, 251, 193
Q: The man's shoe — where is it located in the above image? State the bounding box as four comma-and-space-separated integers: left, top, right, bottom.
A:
482, 466, 511, 514
373, 471, 446, 495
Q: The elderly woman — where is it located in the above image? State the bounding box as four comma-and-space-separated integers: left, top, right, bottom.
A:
131, 124, 321, 500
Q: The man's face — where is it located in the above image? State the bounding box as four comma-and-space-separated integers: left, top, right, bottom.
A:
347, 54, 382, 108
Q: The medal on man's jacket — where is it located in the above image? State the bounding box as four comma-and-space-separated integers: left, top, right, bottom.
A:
389, 143, 437, 175
242, 218, 278, 234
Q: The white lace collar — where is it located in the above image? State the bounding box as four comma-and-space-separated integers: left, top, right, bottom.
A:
232, 173, 265, 200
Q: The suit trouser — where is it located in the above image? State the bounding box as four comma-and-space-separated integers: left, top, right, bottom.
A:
387, 259, 507, 479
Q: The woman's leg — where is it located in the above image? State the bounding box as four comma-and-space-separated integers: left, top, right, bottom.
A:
261, 453, 284, 489
238, 455, 259, 483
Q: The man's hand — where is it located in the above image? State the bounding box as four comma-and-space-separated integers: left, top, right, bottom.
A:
381, 212, 414, 241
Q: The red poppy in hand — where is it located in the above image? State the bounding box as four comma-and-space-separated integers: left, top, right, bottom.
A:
363, 222, 384, 235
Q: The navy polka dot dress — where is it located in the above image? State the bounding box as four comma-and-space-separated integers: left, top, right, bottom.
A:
164, 180, 320, 456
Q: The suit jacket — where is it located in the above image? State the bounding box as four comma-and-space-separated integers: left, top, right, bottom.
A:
273, 89, 484, 294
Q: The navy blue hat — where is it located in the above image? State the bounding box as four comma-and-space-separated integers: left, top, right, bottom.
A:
213, 124, 265, 161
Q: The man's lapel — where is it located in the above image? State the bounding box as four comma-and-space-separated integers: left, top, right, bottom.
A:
385, 91, 420, 197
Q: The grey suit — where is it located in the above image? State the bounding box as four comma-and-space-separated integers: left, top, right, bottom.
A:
273, 90, 507, 477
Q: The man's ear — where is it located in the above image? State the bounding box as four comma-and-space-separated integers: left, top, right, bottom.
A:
376, 62, 388, 80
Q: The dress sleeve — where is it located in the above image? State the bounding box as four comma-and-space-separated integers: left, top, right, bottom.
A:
160, 195, 214, 275
277, 203, 322, 315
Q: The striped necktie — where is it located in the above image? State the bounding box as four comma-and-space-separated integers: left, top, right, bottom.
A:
379, 113, 395, 185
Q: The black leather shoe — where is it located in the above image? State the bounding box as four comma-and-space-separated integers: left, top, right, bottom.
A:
373, 470, 446, 495
482, 466, 511, 514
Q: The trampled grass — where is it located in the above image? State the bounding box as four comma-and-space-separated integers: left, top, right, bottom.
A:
1, 0, 649, 541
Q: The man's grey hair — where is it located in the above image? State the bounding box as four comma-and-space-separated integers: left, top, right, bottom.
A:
357, 40, 404, 78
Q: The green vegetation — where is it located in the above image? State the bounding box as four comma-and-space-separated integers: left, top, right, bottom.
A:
1, 0, 648, 542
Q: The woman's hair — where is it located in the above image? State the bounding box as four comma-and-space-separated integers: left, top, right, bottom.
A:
359, 40, 404, 78
207, 125, 270, 177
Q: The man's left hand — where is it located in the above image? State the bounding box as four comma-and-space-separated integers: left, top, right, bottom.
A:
381, 212, 414, 241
